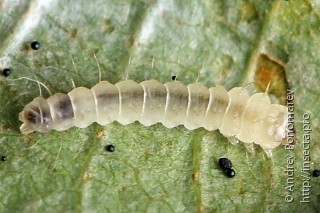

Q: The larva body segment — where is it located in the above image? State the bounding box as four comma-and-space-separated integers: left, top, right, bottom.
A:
69, 87, 97, 128
116, 80, 144, 125
139, 80, 167, 126
47, 93, 74, 131
185, 83, 210, 130
220, 87, 250, 138
204, 86, 229, 131
237, 93, 271, 143
161, 81, 188, 128
91, 81, 119, 125
19, 80, 288, 149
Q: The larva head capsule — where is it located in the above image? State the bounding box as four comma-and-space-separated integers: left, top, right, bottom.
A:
19, 97, 53, 134
258, 104, 288, 149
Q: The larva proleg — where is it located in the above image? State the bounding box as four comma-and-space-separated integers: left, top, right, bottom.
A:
19, 80, 288, 150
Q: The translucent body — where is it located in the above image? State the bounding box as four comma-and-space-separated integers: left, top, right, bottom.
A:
19, 80, 288, 149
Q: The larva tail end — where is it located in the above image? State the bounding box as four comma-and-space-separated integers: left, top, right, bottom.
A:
19, 111, 35, 134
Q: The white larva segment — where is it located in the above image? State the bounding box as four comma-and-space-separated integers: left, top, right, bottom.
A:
163, 81, 189, 128
203, 86, 229, 131
115, 80, 144, 125
19, 79, 288, 150
220, 87, 250, 137
237, 93, 271, 144
47, 93, 74, 131
68, 87, 97, 128
91, 81, 119, 125
139, 80, 167, 126
185, 83, 210, 130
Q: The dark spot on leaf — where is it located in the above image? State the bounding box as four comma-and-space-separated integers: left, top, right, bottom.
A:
30, 41, 40, 50
105, 144, 115, 152
313, 169, 320, 177
225, 168, 236, 178
2, 68, 11, 77
219, 157, 232, 170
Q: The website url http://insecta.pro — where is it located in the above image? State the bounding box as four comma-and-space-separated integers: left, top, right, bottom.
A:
284, 89, 295, 203
300, 112, 312, 203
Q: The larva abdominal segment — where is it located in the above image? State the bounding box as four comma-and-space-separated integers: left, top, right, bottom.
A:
19, 80, 288, 149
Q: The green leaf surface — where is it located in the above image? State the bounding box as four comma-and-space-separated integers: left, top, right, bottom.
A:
0, 0, 319, 212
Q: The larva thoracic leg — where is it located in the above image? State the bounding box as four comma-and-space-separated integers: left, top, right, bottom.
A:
19, 80, 288, 150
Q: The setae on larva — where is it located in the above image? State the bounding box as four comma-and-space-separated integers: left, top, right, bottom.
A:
19, 80, 288, 150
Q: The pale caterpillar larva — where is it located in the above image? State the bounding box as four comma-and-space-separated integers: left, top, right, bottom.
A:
19, 79, 288, 150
